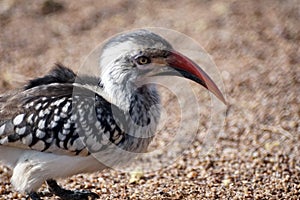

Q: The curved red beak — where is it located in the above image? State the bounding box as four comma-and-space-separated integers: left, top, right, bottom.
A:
165, 50, 227, 105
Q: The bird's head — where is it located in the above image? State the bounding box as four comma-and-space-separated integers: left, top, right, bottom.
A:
99, 29, 226, 107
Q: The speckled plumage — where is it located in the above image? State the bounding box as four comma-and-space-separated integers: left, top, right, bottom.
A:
0, 65, 159, 157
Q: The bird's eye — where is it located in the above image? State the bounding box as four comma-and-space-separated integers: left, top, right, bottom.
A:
136, 56, 151, 65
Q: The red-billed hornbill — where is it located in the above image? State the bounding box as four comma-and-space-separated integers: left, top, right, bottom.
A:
0, 30, 226, 200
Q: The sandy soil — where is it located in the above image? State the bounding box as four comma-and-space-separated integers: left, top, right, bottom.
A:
0, 0, 299, 199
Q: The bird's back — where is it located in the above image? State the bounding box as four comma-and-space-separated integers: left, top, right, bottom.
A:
0, 65, 88, 156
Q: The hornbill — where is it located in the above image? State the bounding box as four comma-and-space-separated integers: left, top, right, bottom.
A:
0, 29, 226, 199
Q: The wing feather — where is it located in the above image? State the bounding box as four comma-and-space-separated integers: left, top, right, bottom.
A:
0, 65, 125, 157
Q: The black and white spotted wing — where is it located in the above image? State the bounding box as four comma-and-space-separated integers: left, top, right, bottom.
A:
0, 65, 125, 156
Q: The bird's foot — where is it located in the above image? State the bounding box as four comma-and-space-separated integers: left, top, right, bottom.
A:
27, 192, 41, 200
46, 179, 99, 200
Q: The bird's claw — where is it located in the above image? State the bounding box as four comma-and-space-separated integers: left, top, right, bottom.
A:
27, 192, 41, 200
57, 190, 99, 200
46, 179, 99, 200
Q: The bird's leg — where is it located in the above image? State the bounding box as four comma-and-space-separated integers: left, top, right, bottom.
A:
46, 179, 99, 200
27, 192, 41, 200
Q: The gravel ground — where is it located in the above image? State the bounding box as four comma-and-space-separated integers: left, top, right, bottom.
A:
0, 0, 299, 199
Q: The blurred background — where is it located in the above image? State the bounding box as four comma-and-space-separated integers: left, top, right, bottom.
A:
0, 0, 299, 199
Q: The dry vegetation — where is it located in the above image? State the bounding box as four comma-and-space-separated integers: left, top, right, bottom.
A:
0, 0, 299, 199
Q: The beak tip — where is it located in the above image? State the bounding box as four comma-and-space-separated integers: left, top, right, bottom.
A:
207, 84, 227, 106
216, 94, 227, 106
222, 98, 228, 106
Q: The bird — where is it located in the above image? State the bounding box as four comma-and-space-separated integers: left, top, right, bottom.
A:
0, 29, 226, 200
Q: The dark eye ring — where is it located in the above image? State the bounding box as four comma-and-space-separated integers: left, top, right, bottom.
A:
136, 56, 151, 65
